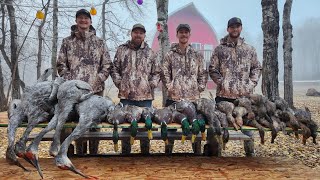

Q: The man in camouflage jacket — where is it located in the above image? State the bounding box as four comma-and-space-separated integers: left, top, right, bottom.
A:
111, 24, 160, 154
161, 24, 207, 106
56, 9, 112, 155
209, 17, 262, 156
111, 23, 160, 107
57, 9, 112, 95
209, 17, 262, 101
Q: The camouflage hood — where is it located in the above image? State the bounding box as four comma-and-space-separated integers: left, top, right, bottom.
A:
161, 43, 208, 101
220, 35, 245, 47
209, 35, 262, 99
111, 41, 160, 101
56, 25, 112, 93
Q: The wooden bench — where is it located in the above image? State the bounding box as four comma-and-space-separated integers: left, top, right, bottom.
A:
4, 111, 316, 157
27, 130, 252, 156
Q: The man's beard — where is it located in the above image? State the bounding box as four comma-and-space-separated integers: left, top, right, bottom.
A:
132, 38, 142, 46
229, 32, 240, 38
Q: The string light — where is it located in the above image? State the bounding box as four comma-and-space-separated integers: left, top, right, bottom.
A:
90, 6, 97, 15
137, 0, 143, 5
36, 10, 44, 19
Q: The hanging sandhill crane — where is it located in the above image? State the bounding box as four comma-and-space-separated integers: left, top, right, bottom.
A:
6, 99, 28, 171
24, 76, 67, 172
55, 95, 114, 178
49, 79, 93, 157
6, 68, 58, 171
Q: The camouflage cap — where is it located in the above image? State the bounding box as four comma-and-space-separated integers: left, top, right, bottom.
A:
76, 9, 91, 19
176, 24, 191, 32
132, 23, 146, 33
227, 17, 242, 27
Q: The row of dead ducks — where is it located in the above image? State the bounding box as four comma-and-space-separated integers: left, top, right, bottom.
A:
5, 68, 319, 179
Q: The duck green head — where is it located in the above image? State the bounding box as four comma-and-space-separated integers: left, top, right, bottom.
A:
197, 118, 206, 133
145, 115, 153, 139
197, 118, 206, 140
130, 119, 138, 137
191, 119, 200, 135
145, 116, 152, 130
161, 121, 168, 141
181, 118, 190, 136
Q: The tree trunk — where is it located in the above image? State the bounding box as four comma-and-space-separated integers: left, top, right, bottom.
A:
156, 0, 170, 107
51, 0, 58, 79
6, 0, 21, 99
282, 0, 293, 108
37, 0, 51, 79
0, 58, 7, 111
0, 3, 7, 109
102, 0, 110, 41
261, 0, 280, 101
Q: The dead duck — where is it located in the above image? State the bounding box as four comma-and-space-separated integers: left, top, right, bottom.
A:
141, 107, 155, 139
123, 105, 144, 145
250, 94, 279, 143
232, 106, 247, 129
277, 109, 300, 139
216, 101, 239, 130
196, 114, 206, 141
174, 100, 200, 142
107, 103, 130, 152
172, 110, 190, 143
294, 107, 318, 144
194, 98, 222, 137
234, 97, 255, 120
153, 107, 173, 145
213, 109, 230, 148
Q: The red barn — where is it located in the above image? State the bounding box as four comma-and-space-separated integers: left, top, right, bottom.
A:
151, 2, 219, 89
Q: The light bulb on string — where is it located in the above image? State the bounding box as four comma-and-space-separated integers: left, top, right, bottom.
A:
90, 7, 97, 15
36, 10, 44, 19
90, 0, 97, 16
137, 0, 143, 5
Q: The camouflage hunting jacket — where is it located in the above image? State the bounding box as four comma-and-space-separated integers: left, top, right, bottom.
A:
57, 25, 112, 93
161, 43, 208, 101
111, 41, 160, 101
209, 35, 262, 99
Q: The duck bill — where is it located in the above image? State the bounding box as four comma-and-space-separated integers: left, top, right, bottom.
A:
130, 136, 135, 145
191, 134, 196, 143
147, 130, 153, 140
201, 132, 206, 141
114, 143, 119, 152
181, 135, 186, 144
164, 139, 169, 145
